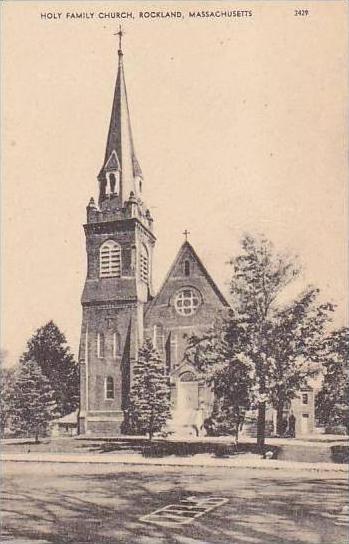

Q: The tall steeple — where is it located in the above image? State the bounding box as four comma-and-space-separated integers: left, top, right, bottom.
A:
79, 33, 155, 437
98, 27, 143, 208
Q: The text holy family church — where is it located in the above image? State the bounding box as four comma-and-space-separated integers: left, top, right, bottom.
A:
77, 33, 315, 438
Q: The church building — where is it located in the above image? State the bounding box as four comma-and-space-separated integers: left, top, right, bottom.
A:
78, 37, 315, 438
78, 37, 229, 437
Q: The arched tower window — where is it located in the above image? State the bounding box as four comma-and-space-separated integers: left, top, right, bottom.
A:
105, 376, 114, 399
109, 173, 116, 194
106, 171, 120, 195
140, 244, 149, 284
97, 332, 105, 358
100, 240, 121, 278
184, 260, 190, 276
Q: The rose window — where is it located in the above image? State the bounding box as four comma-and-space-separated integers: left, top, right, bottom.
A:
174, 288, 201, 316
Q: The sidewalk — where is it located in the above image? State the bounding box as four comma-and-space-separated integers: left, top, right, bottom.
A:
2, 451, 348, 473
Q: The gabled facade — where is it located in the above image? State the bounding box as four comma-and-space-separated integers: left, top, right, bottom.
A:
144, 241, 229, 434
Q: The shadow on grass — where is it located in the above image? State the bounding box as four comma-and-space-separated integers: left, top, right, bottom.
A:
77, 441, 144, 455
76, 439, 277, 459
2, 466, 348, 544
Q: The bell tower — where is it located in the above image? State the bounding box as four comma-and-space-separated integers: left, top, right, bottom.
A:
78, 31, 155, 435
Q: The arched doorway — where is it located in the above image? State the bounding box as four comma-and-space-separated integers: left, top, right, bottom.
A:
177, 371, 199, 412
170, 371, 203, 437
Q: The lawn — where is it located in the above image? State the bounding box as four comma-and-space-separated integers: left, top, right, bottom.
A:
2, 461, 348, 544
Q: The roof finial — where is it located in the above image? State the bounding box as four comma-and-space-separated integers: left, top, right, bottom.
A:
114, 25, 124, 56
183, 229, 190, 242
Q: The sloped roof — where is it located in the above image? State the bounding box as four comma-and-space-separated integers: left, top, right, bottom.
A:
81, 278, 137, 304
145, 241, 229, 316
54, 410, 78, 425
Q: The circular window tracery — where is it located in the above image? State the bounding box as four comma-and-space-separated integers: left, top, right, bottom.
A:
174, 288, 201, 316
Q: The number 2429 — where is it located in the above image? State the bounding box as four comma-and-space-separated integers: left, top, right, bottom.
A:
294, 9, 309, 16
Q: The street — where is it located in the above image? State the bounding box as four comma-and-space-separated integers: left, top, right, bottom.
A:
1, 462, 348, 544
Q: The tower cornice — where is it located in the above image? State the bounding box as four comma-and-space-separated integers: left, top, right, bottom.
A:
83, 217, 156, 242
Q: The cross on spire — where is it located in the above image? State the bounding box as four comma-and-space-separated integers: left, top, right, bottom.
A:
183, 229, 190, 242
99, 26, 143, 206
114, 25, 124, 53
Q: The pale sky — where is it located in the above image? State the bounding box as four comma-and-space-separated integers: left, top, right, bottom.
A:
2, 1, 348, 364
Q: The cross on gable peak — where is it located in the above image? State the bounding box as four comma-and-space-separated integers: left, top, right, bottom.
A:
183, 229, 190, 242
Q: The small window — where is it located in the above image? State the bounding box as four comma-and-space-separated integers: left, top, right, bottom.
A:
106, 171, 120, 195
105, 376, 114, 399
100, 240, 121, 278
170, 333, 178, 368
109, 173, 116, 193
97, 332, 105, 358
140, 244, 149, 284
302, 393, 308, 405
113, 332, 120, 358
184, 260, 190, 276
153, 324, 164, 352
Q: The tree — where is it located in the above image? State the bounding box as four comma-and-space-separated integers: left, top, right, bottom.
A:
0, 360, 16, 437
10, 360, 57, 442
316, 327, 349, 432
185, 318, 253, 441
267, 288, 335, 434
229, 234, 301, 449
186, 234, 335, 450
125, 339, 171, 440
20, 321, 79, 416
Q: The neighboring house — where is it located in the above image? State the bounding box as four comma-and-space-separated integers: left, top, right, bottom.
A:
268, 387, 315, 437
241, 388, 315, 438
77, 39, 315, 438
286, 388, 315, 436
51, 411, 78, 437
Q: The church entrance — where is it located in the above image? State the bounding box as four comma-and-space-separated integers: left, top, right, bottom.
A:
177, 372, 199, 412
171, 371, 203, 437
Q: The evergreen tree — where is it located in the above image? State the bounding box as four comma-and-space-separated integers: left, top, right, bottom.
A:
10, 360, 57, 442
316, 327, 349, 432
126, 339, 171, 440
20, 321, 79, 416
0, 362, 16, 436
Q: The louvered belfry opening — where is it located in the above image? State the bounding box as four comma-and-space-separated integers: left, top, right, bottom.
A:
99, 240, 121, 278
140, 244, 149, 283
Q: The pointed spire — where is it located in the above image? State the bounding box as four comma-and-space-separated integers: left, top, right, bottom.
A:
98, 27, 143, 207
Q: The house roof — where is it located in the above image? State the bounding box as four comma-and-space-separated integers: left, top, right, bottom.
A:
54, 410, 78, 425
